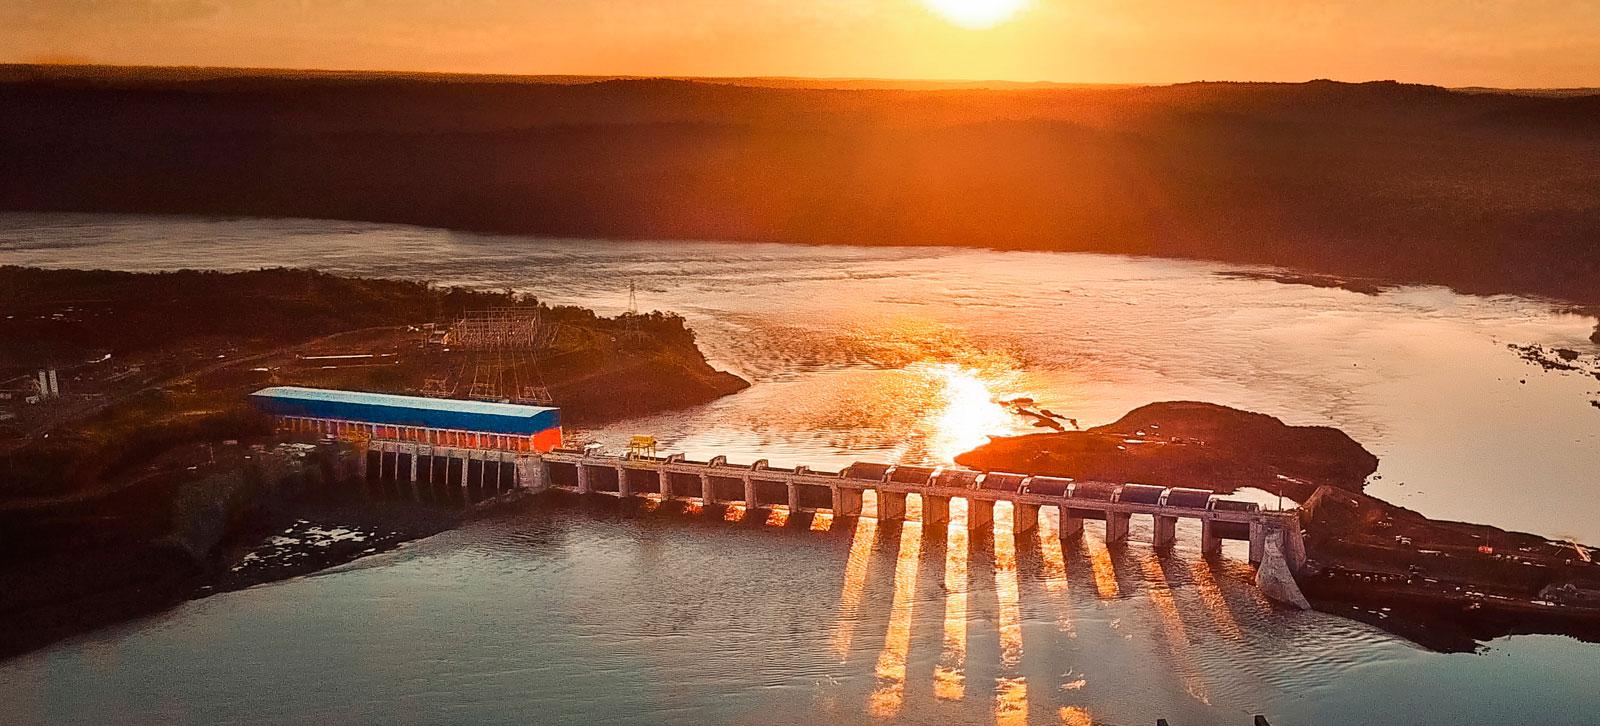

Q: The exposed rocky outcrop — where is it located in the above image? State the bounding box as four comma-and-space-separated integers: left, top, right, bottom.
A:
955, 401, 1378, 501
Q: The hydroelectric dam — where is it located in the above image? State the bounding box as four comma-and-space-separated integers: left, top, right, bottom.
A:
252, 386, 1311, 607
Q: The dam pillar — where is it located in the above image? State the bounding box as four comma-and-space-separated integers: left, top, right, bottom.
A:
1013, 503, 1040, 534
742, 475, 756, 507
700, 474, 716, 504
1153, 515, 1179, 550
1248, 520, 1267, 566
967, 499, 994, 531
922, 495, 951, 526
832, 487, 863, 517
1104, 512, 1131, 545
1059, 507, 1084, 540
519, 457, 548, 493
577, 463, 592, 494
877, 491, 907, 521
1282, 525, 1307, 572
786, 482, 800, 511
1200, 519, 1224, 557
618, 465, 633, 497
408, 447, 421, 500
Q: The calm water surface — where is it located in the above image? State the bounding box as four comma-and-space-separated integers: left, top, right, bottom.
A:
1, 213, 1597, 725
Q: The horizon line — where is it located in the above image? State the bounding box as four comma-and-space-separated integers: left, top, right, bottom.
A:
5, 61, 1600, 94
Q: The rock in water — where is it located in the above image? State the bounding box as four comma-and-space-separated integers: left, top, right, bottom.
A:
955, 401, 1378, 501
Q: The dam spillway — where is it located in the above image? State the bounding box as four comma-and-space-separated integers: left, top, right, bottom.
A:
351, 438, 1306, 577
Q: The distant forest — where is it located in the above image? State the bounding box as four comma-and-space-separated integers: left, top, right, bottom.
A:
1, 66, 1597, 304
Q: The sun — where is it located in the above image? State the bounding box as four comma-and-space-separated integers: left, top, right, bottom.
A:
922, 0, 1030, 29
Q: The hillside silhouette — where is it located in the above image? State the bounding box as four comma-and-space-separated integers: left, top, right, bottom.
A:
1, 66, 1597, 303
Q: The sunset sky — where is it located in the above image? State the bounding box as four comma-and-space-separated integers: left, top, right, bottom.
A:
5, 0, 1599, 87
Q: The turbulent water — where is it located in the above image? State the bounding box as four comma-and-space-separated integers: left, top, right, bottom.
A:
2, 213, 1598, 725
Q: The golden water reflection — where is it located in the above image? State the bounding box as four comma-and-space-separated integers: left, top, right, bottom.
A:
927, 362, 1024, 464
993, 502, 1028, 726
1038, 509, 1077, 638
1189, 557, 1245, 642
868, 519, 923, 718
1140, 555, 1211, 705
1084, 530, 1121, 600
934, 498, 969, 701
830, 516, 879, 661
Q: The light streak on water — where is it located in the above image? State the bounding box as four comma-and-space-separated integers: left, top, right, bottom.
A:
1140, 554, 1212, 705
1057, 705, 1094, 726
868, 519, 923, 718
1084, 529, 1121, 600
934, 498, 969, 701
992, 502, 1028, 726
829, 516, 879, 661
1189, 557, 1246, 642
1037, 508, 1077, 638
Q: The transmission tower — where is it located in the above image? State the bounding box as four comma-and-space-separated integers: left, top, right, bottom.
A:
621, 279, 648, 345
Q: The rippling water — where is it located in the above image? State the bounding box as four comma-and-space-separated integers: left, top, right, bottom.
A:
1, 213, 1598, 725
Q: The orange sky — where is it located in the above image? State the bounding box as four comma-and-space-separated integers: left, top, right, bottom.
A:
4, 0, 1599, 87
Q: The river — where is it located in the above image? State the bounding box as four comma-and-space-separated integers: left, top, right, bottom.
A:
1, 212, 1597, 725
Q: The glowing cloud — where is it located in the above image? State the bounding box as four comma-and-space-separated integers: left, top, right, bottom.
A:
922, 0, 1029, 29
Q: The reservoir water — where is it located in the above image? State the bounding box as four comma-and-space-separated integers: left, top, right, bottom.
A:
1, 213, 1597, 725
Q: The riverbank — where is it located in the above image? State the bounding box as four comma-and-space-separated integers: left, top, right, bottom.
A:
955, 400, 1600, 647
0, 266, 747, 659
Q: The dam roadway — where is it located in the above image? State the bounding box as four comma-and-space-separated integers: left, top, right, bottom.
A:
355, 438, 1311, 607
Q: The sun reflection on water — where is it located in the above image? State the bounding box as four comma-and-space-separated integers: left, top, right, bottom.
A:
830, 516, 879, 661
934, 498, 970, 701
993, 502, 1029, 725
926, 362, 1027, 464
1038, 509, 1077, 638
868, 519, 924, 718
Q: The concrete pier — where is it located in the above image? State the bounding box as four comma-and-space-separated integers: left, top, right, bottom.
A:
877, 491, 908, 521
968, 499, 995, 531
832, 487, 863, 517
1013, 503, 1040, 534
1200, 519, 1223, 556
1105, 511, 1131, 544
1060, 509, 1084, 539
1153, 515, 1179, 550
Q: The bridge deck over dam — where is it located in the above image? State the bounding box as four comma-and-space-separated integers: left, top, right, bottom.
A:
354, 437, 1306, 578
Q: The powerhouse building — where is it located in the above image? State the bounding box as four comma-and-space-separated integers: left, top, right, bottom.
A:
250, 386, 562, 452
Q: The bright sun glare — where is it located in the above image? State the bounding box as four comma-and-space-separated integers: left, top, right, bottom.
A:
923, 0, 1029, 29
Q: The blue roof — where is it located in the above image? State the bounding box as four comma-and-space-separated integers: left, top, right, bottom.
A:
250, 386, 559, 435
